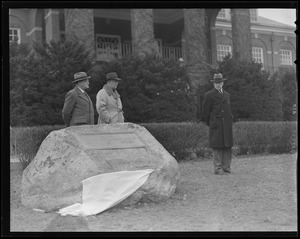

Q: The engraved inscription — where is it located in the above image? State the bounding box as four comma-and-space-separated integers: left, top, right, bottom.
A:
76, 133, 145, 150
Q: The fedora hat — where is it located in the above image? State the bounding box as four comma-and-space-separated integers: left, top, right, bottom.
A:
211, 73, 226, 83
72, 72, 91, 83
106, 72, 121, 81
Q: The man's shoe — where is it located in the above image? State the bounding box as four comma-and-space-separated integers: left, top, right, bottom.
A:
223, 169, 231, 174
215, 171, 226, 175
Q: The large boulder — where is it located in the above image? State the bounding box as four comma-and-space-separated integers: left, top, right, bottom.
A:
21, 123, 180, 211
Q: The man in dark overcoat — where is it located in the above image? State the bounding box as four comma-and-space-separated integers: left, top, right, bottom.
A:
202, 73, 234, 175
62, 72, 95, 127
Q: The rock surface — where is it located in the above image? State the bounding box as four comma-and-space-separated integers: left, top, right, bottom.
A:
21, 123, 180, 211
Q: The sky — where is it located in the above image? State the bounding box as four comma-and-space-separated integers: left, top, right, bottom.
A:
258, 8, 296, 26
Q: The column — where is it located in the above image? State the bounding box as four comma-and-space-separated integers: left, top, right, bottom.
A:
183, 9, 209, 90
64, 9, 95, 59
130, 9, 159, 57
230, 9, 252, 62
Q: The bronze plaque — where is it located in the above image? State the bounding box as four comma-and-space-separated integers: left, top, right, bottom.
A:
76, 132, 146, 150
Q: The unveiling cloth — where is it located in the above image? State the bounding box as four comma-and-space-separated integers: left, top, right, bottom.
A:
58, 169, 154, 217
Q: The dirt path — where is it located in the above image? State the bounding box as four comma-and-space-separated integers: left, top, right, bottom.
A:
9, 153, 297, 232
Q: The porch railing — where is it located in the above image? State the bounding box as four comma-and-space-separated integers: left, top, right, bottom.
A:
161, 46, 182, 60
96, 42, 183, 61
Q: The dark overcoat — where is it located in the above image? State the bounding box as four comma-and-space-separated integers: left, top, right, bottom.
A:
202, 88, 234, 148
62, 86, 95, 127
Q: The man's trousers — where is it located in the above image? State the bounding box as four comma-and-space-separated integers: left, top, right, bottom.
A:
212, 148, 232, 173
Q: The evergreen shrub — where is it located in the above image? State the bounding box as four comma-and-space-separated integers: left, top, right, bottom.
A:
10, 45, 197, 126
90, 54, 197, 123
274, 66, 297, 121
217, 57, 284, 121
10, 40, 93, 126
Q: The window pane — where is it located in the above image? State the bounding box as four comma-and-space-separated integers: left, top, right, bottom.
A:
217, 9, 227, 19
252, 47, 263, 63
9, 28, 20, 44
217, 44, 232, 61
280, 50, 292, 65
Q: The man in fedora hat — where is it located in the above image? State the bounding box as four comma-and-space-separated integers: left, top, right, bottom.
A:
96, 72, 124, 124
202, 73, 234, 175
62, 72, 94, 127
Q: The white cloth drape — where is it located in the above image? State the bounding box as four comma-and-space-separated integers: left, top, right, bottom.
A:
58, 169, 154, 217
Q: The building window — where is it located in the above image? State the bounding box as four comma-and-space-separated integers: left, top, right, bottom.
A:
9, 28, 20, 44
252, 47, 263, 64
217, 44, 232, 61
280, 49, 292, 65
96, 34, 121, 61
217, 9, 227, 19
250, 9, 258, 23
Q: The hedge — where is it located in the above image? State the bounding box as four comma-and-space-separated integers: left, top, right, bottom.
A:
233, 121, 297, 155
10, 121, 297, 167
10, 125, 64, 165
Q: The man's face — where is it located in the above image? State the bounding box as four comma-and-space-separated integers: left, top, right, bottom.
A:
108, 80, 119, 90
78, 79, 89, 90
213, 82, 223, 90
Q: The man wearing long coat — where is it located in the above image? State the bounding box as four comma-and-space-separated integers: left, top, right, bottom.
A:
202, 73, 234, 175
96, 72, 124, 124
62, 72, 95, 127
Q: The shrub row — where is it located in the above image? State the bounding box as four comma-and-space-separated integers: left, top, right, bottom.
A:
141, 122, 210, 159
10, 125, 64, 165
143, 121, 296, 158
233, 121, 297, 155
10, 122, 296, 166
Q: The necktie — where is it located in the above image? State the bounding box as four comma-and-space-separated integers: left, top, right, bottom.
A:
218, 90, 223, 94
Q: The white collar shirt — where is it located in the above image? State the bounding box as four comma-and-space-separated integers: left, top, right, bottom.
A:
77, 86, 85, 94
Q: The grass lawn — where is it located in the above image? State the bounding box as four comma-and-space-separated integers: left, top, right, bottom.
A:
9, 153, 297, 233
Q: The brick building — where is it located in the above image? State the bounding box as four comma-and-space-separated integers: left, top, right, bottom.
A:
214, 9, 296, 75
9, 8, 296, 87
